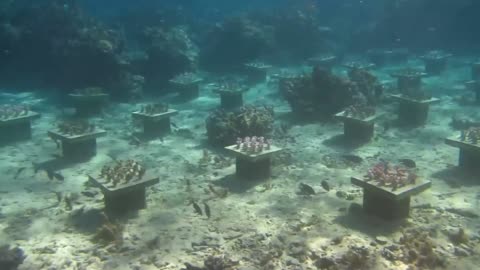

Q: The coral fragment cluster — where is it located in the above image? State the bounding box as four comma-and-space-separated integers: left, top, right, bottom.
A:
170, 72, 201, 85
343, 104, 376, 120
0, 104, 30, 120
235, 136, 272, 153
139, 103, 169, 115
56, 120, 95, 136
460, 126, 480, 144
365, 161, 417, 191
99, 160, 146, 188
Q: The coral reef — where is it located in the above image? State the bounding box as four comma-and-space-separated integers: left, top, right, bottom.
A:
459, 126, 480, 144
200, 16, 274, 71
56, 120, 95, 136
234, 136, 272, 153
280, 67, 360, 118
98, 160, 146, 188
0, 245, 25, 270
0, 104, 30, 120
139, 103, 169, 115
143, 26, 198, 91
206, 105, 274, 146
347, 68, 383, 105
365, 161, 417, 191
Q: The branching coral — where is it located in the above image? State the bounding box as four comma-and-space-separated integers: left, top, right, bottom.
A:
365, 161, 417, 191
98, 160, 146, 188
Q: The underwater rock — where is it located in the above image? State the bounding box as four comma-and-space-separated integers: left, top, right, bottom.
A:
0, 245, 25, 270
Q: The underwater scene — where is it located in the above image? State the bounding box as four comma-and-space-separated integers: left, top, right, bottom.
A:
2, 0, 480, 269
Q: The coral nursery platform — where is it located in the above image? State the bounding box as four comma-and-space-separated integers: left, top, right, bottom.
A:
89, 173, 159, 216
351, 176, 431, 220
225, 144, 282, 180
48, 129, 106, 161
0, 111, 40, 144
445, 136, 480, 173
132, 109, 178, 138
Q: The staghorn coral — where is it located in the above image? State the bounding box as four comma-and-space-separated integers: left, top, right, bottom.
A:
206, 105, 274, 147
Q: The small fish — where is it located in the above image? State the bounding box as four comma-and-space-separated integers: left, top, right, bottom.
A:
204, 202, 211, 219
192, 201, 202, 216
321, 180, 330, 192
298, 183, 315, 196
52, 191, 62, 203
13, 167, 26, 179
50, 153, 62, 159
45, 169, 64, 181
399, 158, 416, 168
171, 122, 178, 129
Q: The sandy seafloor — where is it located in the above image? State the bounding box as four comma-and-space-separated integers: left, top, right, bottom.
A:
2, 56, 480, 270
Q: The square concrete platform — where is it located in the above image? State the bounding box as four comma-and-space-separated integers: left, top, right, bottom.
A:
0, 111, 40, 145
225, 144, 282, 180
335, 111, 382, 142
132, 109, 178, 138
351, 176, 431, 220
89, 173, 159, 216
48, 129, 106, 162
391, 94, 440, 127
445, 136, 480, 174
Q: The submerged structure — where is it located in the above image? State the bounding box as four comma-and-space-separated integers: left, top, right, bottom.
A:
1, 1, 480, 269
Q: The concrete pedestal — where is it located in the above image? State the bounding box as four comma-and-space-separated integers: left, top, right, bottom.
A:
351, 177, 431, 220
423, 58, 448, 75
89, 174, 159, 216
132, 110, 178, 138
244, 64, 271, 84
391, 95, 439, 127
445, 137, 480, 174
48, 130, 106, 162
0, 112, 39, 145
335, 111, 381, 143
225, 145, 282, 181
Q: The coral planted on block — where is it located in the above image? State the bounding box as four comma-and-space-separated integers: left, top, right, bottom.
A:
364, 161, 417, 191
139, 103, 169, 115
98, 160, 146, 188
459, 126, 480, 144
206, 105, 274, 146
234, 136, 272, 154
342, 104, 376, 120
56, 120, 95, 136
0, 105, 30, 120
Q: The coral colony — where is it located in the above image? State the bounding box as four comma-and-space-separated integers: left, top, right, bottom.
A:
343, 104, 376, 120
98, 160, 146, 188
460, 127, 480, 144
235, 136, 271, 154
364, 161, 417, 191
0, 104, 30, 120
170, 72, 201, 84
56, 120, 95, 136
139, 103, 169, 115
